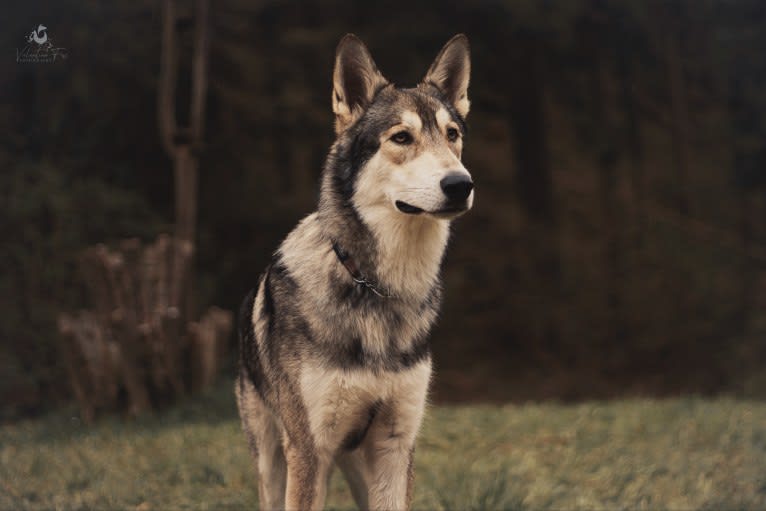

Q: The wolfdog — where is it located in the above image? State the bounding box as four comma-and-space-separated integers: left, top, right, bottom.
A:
236, 33, 473, 510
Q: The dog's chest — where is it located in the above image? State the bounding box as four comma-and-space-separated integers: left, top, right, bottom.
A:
298, 361, 431, 450
349, 298, 436, 348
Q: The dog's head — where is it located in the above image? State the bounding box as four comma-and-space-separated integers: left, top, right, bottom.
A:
329, 34, 473, 221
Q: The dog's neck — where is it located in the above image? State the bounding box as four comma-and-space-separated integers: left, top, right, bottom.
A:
363, 207, 450, 300
319, 197, 449, 301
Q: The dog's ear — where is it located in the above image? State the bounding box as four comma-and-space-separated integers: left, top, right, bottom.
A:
423, 34, 471, 118
332, 34, 389, 134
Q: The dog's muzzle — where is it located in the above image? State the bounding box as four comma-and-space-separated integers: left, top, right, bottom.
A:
395, 172, 474, 217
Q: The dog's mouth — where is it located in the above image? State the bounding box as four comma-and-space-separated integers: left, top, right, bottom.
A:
395, 200, 425, 215
395, 200, 469, 219
430, 205, 470, 219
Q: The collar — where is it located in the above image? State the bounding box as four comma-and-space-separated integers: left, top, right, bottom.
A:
331, 241, 393, 298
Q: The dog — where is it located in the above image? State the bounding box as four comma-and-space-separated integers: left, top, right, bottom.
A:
236, 33, 473, 511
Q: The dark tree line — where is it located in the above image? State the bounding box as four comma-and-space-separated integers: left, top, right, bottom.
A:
2, 0, 766, 415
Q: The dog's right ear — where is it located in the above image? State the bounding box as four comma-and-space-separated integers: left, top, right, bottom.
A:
332, 34, 389, 134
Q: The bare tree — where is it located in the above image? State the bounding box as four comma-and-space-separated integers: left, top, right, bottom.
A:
57, 0, 232, 421
159, 0, 210, 318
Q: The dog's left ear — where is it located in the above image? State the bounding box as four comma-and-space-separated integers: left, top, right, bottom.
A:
423, 34, 471, 118
333, 34, 389, 134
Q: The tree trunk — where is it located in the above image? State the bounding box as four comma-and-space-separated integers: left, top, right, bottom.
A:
663, 13, 692, 216
592, 38, 623, 353
617, 55, 646, 250
738, 191, 756, 334
509, 36, 555, 225
507, 31, 561, 363
576, 2, 625, 362
158, 0, 210, 320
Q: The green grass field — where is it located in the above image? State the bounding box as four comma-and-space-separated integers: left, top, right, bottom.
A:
1, 384, 764, 510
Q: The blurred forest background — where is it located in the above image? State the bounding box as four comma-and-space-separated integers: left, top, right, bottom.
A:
2, 0, 766, 419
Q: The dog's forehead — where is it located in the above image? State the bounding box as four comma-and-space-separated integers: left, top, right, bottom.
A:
369, 88, 452, 133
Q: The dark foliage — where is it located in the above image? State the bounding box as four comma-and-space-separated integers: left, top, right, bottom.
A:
2, 0, 766, 415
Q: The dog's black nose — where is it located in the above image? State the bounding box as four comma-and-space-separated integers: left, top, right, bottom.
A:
440, 173, 474, 202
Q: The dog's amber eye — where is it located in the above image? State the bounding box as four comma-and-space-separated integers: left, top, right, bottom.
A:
447, 127, 460, 142
391, 131, 413, 145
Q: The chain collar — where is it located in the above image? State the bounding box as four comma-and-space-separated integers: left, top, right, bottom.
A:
331, 241, 394, 298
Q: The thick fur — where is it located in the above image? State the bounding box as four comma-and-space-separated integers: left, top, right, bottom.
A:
236, 34, 473, 511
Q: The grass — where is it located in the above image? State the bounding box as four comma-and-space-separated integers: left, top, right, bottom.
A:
1, 383, 765, 510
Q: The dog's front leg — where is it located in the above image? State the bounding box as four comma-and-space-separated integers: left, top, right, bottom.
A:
363, 403, 424, 511
365, 432, 416, 510
283, 441, 331, 511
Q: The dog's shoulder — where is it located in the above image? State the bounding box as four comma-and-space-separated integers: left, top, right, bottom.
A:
278, 212, 324, 258
276, 212, 337, 291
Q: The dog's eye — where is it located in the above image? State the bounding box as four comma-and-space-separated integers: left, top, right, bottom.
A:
446, 127, 460, 142
391, 131, 413, 145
